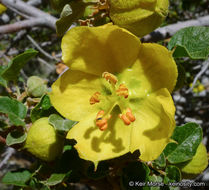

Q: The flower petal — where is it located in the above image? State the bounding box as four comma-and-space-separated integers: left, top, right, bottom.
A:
62, 24, 141, 76
50, 69, 102, 121
118, 43, 177, 97
129, 88, 175, 161
138, 43, 177, 93
67, 106, 132, 162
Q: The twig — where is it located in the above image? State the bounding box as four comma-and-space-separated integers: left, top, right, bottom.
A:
186, 58, 209, 93
142, 15, 209, 42
27, 34, 59, 61
37, 57, 55, 71
0, 18, 46, 34
0, 147, 15, 169
0, 0, 57, 33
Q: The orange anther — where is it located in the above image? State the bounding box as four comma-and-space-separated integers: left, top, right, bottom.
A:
119, 114, 131, 125
90, 92, 101, 105
96, 118, 107, 127
102, 72, 118, 85
116, 84, 129, 98
126, 108, 136, 122
100, 123, 108, 131
96, 110, 104, 119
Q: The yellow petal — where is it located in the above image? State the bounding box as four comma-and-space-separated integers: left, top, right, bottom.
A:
130, 88, 175, 161
50, 69, 102, 121
66, 106, 132, 162
138, 43, 178, 93
109, 0, 169, 37
61, 24, 141, 76
0, 4, 7, 15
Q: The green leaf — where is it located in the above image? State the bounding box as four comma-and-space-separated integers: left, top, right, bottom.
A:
2, 49, 38, 82
0, 96, 27, 126
152, 152, 166, 169
30, 95, 57, 122
121, 161, 150, 190
164, 123, 202, 164
6, 130, 27, 146
41, 172, 71, 186
148, 175, 164, 190
2, 170, 32, 187
0, 65, 7, 87
174, 63, 186, 91
49, 114, 77, 133
50, 0, 71, 12
164, 165, 181, 184
56, 2, 86, 36
168, 26, 209, 59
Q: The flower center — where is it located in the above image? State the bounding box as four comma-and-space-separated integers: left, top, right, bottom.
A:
90, 72, 136, 131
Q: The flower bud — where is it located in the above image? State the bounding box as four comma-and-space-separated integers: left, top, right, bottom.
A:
108, 0, 169, 37
25, 117, 64, 161
27, 76, 47, 98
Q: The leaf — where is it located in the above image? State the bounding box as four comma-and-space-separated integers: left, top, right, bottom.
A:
49, 114, 77, 133
121, 161, 150, 190
168, 26, 209, 59
0, 96, 27, 126
0, 65, 7, 87
41, 172, 71, 186
30, 95, 57, 123
174, 63, 185, 91
2, 170, 32, 187
2, 49, 38, 82
50, 0, 71, 12
6, 130, 27, 146
148, 175, 164, 190
56, 2, 86, 36
164, 123, 202, 164
152, 152, 166, 169
164, 166, 181, 184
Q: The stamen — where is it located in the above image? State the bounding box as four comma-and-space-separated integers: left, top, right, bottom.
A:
126, 108, 136, 122
119, 108, 135, 125
116, 84, 129, 98
119, 114, 131, 125
90, 92, 101, 105
102, 72, 118, 85
95, 110, 111, 131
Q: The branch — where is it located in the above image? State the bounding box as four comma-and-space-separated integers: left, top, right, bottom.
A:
142, 15, 209, 42
0, 0, 57, 32
0, 18, 46, 34
26, 34, 59, 61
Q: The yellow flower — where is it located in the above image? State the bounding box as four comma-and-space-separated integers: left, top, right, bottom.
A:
108, 0, 169, 37
50, 24, 177, 163
0, 4, 7, 15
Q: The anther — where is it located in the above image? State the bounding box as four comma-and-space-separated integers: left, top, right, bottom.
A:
90, 92, 101, 105
119, 114, 131, 125
119, 108, 135, 125
95, 110, 111, 131
126, 108, 136, 122
102, 72, 118, 85
116, 84, 129, 98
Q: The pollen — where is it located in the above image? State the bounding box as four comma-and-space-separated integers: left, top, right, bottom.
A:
96, 110, 112, 131
116, 84, 129, 98
90, 92, 101, 105
102, 72, 118, 85
119, 108, 135, 125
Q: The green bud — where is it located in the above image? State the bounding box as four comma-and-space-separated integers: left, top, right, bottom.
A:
25, 117, 64, 161
27, 76, 47, 98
